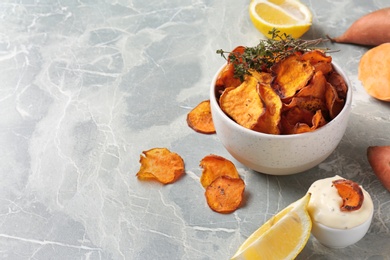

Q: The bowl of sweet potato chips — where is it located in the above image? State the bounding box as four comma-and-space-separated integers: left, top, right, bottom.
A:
210, 43, 352, 175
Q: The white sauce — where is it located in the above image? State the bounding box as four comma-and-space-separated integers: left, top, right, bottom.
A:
307, 175, 374, 229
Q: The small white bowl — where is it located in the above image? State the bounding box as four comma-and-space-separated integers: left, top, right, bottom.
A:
210, 62, 352, 175
311, 209, 373, 248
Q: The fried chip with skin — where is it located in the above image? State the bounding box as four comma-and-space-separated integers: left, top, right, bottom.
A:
296, 71, 327, 99
272, 54, 315, 99
253, 82, 282, 134
300, 50, 333, 75
280, 107, 315, 134
205, 176, 245, 214
200, 154, 240, 188
187, 100, 216, 134
294, 110, 327, 134
136, 148, 185, 184
284, 96, 327, 115
332, 179, 364, 212
325, 82, 345, 119
249, 70, 273, 85
215, 62, 242, 91
220, 76, 264, 129
215, 46, 246, 91
327, 70, 348, 99
300, 50, 332, 64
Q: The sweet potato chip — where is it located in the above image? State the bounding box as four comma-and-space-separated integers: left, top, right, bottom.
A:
187, 100, 216, 134
205, 176, 245, 214
296, 71, 327, 99
220, 76, 264, 129
280, 107, 315, 134
284, 96, 327, 115
300, 50, 333, 75
253, 82, 282, 134
327, 70, 348, 99
294, 110, 327, 134
228, 45, 246, 63
272, 54, 315, 99
249, 70, 273, 85
215, 62, 242, 91
136, 148, 185, 184
325, 82, 345, 119
300, 50, 332, 64
332, 179, 364, 211
215, 46, 246, 92
313, 62, 333, 76
200, 154, 239, 188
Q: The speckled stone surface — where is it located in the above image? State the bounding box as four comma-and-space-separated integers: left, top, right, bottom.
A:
1, 0, 389, 259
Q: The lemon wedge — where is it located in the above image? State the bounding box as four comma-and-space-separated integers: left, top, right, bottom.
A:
249, 0, 312, 39
231, 193, 312, 260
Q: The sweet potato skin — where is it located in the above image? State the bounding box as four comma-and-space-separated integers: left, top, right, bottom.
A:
367, 146, 390, 192
329, 8, 390, 46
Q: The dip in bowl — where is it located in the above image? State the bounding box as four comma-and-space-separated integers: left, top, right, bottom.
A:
307, 175, 374, 248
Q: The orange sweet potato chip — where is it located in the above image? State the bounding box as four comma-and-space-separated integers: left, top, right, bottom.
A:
284, 96, 327, 115
272, 54, 315, 99
220, 76, 264, 129
327, 70, 348, 99
253, 82, 282, 134
296, 71, 327, 99
280, 107, 316, 134
294, 110, 327, 134
332, 179, 364, 211
300, 50, 332, 64
249, 70, 273, 85
300, 50, 333, 75
187, 100, 216, 134
215, 62, 242, 91
200, 154, 239, 188
136, 148, 185, 184
325, 82, 345, 119
215, 46, 246, 91
205, 176, 245, 214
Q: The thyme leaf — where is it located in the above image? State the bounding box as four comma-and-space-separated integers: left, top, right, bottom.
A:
216, 28, 331, 81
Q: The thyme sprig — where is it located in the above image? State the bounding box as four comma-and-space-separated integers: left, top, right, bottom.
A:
216, 29, 332, 81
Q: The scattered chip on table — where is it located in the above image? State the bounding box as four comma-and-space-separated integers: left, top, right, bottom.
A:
205, 176, 245, 214
187, 100, 216, 134
200, 154, 240, 188
136, 148, 185, 184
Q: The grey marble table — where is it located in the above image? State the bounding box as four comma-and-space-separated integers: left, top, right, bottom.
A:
1, 0, 389, 259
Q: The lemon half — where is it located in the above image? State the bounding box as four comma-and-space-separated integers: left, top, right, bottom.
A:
231, 193, 312, 260
249, 0, 313, 39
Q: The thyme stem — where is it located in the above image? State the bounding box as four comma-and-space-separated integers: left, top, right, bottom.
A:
216, 29, 331, 81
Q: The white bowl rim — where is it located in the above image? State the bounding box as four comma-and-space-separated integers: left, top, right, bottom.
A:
210, 61, 352, 139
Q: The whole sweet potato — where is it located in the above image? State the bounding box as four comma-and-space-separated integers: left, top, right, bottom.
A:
329, 8, 390, 46
367, 146, 390, 192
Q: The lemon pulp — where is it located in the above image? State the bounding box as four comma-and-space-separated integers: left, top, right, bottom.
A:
249, 0, 312, 39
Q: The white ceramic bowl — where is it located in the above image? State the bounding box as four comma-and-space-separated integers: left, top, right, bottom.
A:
311, 209, 373, 248
210, 62, 352, 175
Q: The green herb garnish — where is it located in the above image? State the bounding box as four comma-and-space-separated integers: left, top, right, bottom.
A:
216, 29, 331, 81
